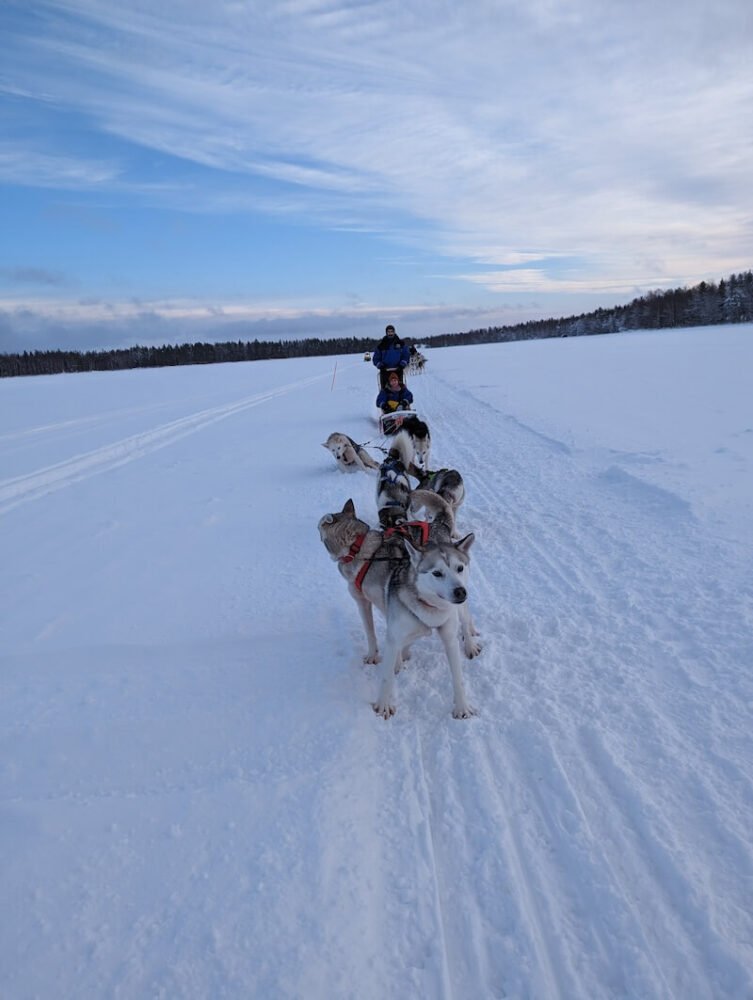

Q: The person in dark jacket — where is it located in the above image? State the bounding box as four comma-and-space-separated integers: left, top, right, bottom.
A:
373, 324, 410, 375
376, 370, 413, 413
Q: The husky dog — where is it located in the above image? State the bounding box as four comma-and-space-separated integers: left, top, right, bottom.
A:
322, 432, 380, 473
409, 489, 481, 658
412, 467, 465, 519
376, 430, 414, 528
318, 498, 477, 719
318, 499, 404, 665
399, 415, 431, 472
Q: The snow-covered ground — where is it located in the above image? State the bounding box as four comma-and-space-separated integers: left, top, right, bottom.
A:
2, 325, 752, 999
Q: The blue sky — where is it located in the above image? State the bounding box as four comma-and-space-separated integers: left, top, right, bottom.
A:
1, 0, 751, 352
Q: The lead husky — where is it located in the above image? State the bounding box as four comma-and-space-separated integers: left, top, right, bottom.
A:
322, 432, 380, 473
409, 488, 481, 658
318, 498, 477, 719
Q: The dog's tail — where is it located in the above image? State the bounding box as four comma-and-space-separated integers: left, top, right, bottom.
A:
386, 428, 415, 468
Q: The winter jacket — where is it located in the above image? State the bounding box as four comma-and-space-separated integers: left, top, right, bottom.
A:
373, 335, 410, 370
376, 385, 414, 412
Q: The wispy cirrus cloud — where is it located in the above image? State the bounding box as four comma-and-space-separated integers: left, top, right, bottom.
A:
0, 145, 121, 189
1, 0, 751, 348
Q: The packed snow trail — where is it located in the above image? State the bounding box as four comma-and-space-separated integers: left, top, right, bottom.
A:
375, 365, 753, 999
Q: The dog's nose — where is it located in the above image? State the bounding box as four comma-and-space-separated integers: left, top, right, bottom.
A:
453, 586, 467, 603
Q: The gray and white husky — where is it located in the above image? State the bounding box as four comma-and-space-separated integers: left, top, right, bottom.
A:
318, 497, 478, 719
411, 466, 465, 520
409, 489, 481, 657
322, 432, 380, 473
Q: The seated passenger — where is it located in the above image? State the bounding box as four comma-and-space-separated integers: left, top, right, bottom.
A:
376, 370, 413, 413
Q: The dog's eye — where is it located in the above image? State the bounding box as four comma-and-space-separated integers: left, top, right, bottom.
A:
456, 565, 464, 573
432, 570, 444, 578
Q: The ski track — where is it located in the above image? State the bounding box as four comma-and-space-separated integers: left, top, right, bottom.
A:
367, 369, 753, 999
0, 371, 333, 514
0, 396, 181, 443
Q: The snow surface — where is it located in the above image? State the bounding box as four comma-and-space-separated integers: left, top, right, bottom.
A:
2, 325, 752, 999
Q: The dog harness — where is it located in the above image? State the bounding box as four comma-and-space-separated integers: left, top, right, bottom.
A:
340, 521, 431, 594
379, 456, 410, 487
339, 533, 367, 564
419, 469, 449, 490
384, 520, 431, 547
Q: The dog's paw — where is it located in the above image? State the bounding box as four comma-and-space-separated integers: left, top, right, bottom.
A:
373, 700, 396, 719
452, 703, 477, 720
464, 638, 482, 659
363, 651, 381, 665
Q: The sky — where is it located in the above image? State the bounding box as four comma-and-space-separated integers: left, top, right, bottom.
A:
2, 328, 752, 996
1, 0, 752, 352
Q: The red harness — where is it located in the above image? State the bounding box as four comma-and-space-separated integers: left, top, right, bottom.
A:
340, 522, 431, 593
384, 520, 431, 546
339, 533, 367, 564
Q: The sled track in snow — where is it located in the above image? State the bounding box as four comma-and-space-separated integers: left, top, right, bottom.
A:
0, 371, 333, 514
384, 369, 753, 998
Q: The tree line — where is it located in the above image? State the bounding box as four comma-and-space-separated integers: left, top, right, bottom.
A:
2, 270, 751, 378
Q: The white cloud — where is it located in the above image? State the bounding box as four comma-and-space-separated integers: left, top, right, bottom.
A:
3, 0, 752, 297
0, 146, 121, 189
0, 294, 539, 352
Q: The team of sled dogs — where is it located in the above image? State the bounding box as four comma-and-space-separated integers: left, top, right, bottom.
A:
320, 416, 481, 719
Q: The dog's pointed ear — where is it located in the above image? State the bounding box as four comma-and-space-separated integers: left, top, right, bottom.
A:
456, 532, 475, 553
320, 513, 335, 525
341, 498, 356, 516
403, 535, 424, 567
322, 442, 330, 449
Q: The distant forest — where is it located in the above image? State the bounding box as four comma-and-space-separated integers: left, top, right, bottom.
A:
2, 269, 751, 378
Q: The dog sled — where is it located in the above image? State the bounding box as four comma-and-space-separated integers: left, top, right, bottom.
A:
375, 367, 425, 436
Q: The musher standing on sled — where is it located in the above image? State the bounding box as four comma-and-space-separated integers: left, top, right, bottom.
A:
372, 324, 410, 383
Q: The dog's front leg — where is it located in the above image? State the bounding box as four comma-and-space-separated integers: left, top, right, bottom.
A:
459, 602, 482, 659
353, 595, 380, 664
438, 616, 476, 719
373, 632, 401, 718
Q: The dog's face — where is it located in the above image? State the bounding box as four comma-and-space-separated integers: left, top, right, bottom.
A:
412, 436, 431, 471
408, 534, 474, 606
322, 434, 358, 469
322, 433, 350, 459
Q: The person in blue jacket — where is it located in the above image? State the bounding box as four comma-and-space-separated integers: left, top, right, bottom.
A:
373, 324, 410, 377
376, 370, 413, 413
